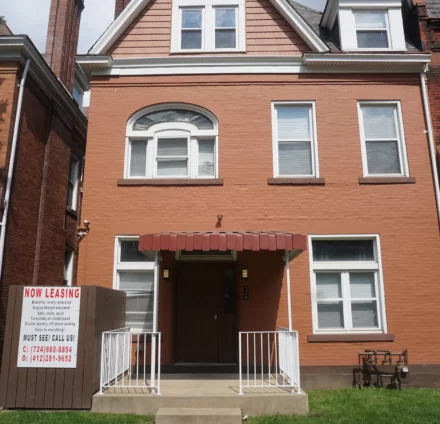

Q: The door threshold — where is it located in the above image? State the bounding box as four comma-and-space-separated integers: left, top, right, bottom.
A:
174, 362, 237, 366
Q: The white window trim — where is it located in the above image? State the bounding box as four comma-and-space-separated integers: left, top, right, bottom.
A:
171, 0, 246, 53
67, 158, 80, 211
308, 234, 388, 335
339, 4, 406, 52
125, 104, 219, 179
271, 101, 319, 178
358, 100, 409, 178
113, 236, 157, 332
64, 251, 74, 287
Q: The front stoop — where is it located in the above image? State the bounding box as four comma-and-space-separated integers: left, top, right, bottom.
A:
156, 408, 242, 424
92, 393, 309, 416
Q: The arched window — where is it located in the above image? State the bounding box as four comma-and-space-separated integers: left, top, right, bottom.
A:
125, 104, 218, 179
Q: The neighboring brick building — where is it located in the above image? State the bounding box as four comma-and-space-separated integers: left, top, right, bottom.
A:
78, 0, 440, 401
416, 0, 440, 161
0, 0, 88, 357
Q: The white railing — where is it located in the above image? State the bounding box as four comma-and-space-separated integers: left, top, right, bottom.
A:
99, 328, 161, 395
238, 330, 300, 395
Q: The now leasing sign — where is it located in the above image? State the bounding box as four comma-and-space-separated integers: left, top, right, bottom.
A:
17, 287, 81, 368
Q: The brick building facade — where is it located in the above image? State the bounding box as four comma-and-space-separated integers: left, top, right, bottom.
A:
78, 0, 440, 391
0, 0, 88, 357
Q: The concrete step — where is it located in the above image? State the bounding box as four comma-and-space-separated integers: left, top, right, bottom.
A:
156, 408, 242, 424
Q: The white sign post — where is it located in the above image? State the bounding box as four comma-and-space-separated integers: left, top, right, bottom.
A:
17, 286, 81, 368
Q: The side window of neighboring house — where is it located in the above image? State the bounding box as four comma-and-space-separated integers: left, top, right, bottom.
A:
172, 0, 245, 52
64, 250, 74, 286
358, 102, 409, 177
67, 158, 80, 211
272, 102, 319, 178
309, 236, 387, 334
125, 106, 218, 179
114, 238, 156, 332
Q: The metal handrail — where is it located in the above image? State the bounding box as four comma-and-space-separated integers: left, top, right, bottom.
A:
238, 330, 301, 395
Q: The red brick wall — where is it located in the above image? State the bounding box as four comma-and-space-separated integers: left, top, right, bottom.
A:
0, 73, 86, 358
78, 72, 440, 366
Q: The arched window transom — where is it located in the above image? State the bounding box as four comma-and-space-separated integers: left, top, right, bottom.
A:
126, 105, 218, 180
133, 109, 215, 131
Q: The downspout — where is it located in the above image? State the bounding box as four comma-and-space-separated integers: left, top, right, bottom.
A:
285, 250, 293, 332
0, 59, 31, 279
420, 71, 440, 223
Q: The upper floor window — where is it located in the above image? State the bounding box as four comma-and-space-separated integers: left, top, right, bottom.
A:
358, 102, 409, 177
172, 0, 245, 52
309, 236, 387, 334
126, 105, 218, 179
67, 158, 80, 211
271, 102, 319, 178
354, 11, 389, 49
338, 4, 406, 51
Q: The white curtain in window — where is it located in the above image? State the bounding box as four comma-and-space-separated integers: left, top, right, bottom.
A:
350, 272, 375, 298
351, 301, 378, 328
119, 271, 154, 291
277, 106, 310, 140
278, 142, 312, 175
198, 140, 215, 177
119, 271, 154, 331
317, 302, 344, 328
362, 105, 401, 174
316, 273, 342, 299
362, 106, 397, 139
157, 138, 188, 176
130, 141, 147, 177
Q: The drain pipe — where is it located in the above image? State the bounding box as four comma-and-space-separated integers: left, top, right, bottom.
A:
0, 59, 31, 279
420, 71, 440, 223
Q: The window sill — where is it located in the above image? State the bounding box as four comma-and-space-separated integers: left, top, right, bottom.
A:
170, 50, 246, 55
359, 177, 416, 185
307, 333, 395, 343
117, 178, 224, 186
267, 177, 325, 186
66, 206, 78, 218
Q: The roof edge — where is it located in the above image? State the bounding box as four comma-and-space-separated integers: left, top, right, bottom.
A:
89, 0, 150, 55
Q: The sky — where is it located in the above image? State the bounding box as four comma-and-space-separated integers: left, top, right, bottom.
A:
2, 0, 327, 55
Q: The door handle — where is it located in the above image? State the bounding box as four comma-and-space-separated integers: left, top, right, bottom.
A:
214, 314, 218, 320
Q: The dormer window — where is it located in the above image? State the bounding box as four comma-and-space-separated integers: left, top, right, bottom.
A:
172, 0, 245, 52
327, 0, 406, 52
354, 10, 389, 49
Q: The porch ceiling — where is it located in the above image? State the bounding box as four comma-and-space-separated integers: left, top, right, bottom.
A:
138, 231, 307, 253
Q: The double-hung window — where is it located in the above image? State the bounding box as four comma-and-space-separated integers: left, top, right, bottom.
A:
181, 8, 203, 49
354, 10, 389, 49
114, 238, 156, 332
338, 6, 406, 51
67, 158, 80, 211
272, 102, 319, 178
126, 106, 218, 179
310, 236, 387, 333
358, 102, 408, 177
173, 0, 244, 52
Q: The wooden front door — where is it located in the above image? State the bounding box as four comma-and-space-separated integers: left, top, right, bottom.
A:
176, 262, 236, 364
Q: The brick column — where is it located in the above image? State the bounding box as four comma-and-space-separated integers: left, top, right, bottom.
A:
45, 0, 85, 92
115, 0, 132, 19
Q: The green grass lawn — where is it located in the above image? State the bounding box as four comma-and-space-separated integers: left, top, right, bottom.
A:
0, 389, 439, 423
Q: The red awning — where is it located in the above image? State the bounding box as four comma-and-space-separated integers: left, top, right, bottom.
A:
139, 231, 307, 252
